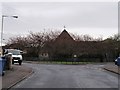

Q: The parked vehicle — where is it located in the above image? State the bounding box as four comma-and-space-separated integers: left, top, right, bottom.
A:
4, 49, 23, 65
115, 57, 120, 66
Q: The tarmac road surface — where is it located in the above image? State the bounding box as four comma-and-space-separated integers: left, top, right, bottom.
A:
12, 63, 118, 89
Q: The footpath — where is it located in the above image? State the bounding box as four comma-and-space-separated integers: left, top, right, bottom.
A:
103, 63, 120, 74
2, 64, 33, 89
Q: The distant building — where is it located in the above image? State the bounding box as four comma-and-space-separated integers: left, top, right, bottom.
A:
55, 29, 74, 43
39, 28, 108, 62
39, 28, 75, 60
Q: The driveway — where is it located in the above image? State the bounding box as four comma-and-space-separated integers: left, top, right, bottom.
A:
12, 63, 118, 89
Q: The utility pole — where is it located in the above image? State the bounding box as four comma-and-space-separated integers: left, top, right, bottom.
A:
0, 15, 18, 56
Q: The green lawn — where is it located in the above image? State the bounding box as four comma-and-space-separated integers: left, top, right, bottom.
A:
26, 61, 95, 65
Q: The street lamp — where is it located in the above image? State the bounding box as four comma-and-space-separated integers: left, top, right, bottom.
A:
0, 15, 18, 56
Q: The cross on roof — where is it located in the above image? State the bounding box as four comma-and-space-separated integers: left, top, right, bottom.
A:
64, 26, 66, 29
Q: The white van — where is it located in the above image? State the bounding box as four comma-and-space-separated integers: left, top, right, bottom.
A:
5, 49, 23, 65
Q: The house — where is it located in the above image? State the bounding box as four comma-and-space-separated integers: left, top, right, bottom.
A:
39, 28, 108, 62
39, 28, 75, 60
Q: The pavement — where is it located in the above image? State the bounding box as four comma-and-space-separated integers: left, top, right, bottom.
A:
2, 64, 33, 89
1, 62, 119, 89
103, 63, 120, 74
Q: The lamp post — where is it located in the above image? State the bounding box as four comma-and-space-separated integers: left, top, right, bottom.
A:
1, 15, 18, 56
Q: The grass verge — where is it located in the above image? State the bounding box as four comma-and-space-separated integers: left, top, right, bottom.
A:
24, 61, 96, 65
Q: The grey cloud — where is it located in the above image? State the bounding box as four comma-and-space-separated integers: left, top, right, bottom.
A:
1, 2, 118, 41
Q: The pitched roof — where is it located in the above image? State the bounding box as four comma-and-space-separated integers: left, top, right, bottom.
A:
55, 29, 74, 41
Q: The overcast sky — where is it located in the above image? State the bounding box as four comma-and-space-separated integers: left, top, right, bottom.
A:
0, 2, 118, 44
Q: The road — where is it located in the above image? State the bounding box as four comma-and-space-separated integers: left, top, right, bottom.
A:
12, 63, 118, 89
